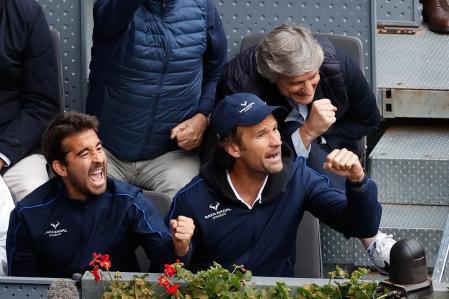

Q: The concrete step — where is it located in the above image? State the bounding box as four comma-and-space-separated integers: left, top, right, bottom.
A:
376, 0, 422, 28
369, 124, 449, 205
376, 27, 449, 118
320, 204, 449, 268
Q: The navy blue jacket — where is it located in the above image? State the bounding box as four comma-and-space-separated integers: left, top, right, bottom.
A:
168, 146, 381, 277
86, 0, 227, 161
216, 38, 380, 156
7, 177, 183, 278
0, 0, 59, 168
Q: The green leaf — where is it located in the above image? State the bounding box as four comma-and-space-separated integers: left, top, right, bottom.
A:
191, 288, 209, 298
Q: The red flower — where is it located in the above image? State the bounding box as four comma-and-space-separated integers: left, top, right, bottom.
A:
90, 268, 101, 282
89, 252, 112, 270
99, 254, 111, 270
89, 252, 102, 267
166, 283, 179, 295
158, 275, 170, 287
164, 264, 177, 277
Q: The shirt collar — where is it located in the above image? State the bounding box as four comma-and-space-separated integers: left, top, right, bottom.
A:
226, 170, 268, 209
285, 100, 308, 123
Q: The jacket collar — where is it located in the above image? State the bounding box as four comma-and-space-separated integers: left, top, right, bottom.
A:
144, 0, 177, 15
55, 176, 112, 206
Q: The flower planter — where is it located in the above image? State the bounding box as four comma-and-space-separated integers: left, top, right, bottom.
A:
80, 272, 449, 299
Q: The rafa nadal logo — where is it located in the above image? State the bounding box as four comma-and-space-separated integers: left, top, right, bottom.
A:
50, 221, 60, 229
239, 100, 255, 113
209, 202, 220, 211
205, 202, 231, 220
44, 221, 68, 238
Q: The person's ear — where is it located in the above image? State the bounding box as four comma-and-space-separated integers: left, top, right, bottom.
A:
224, 142, 241, 159
52, 160, 68, 177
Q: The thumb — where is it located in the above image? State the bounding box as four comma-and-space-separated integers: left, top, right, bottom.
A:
322, 161, 333, 171
170, 125, 181, 139
170, 219, 177, 233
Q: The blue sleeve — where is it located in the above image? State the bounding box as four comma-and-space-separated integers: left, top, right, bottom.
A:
167, 197, 183, 223
327, 49, 381, 142
133, 192, 191, 266
6, 208, 40, 276
93, 0, 145, 39
165, 192, 196, 265
301, 161, 381, 238
197, 0, 228, 114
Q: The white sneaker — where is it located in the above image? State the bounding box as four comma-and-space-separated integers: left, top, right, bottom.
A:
367, 233, 396, 274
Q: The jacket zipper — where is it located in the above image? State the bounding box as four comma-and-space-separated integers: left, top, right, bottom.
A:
141, 0, 170, 158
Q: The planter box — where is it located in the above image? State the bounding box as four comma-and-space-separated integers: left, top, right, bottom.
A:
80, 271, 449, 299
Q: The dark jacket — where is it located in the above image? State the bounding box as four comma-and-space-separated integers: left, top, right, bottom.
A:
6, 177, 184, 278
0, 0, 59, 168
86, 0, 227, 161
168, 145, 381, 277
217, 38, 380, 156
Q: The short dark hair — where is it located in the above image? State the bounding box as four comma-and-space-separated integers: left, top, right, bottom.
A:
213, 126, 243, 170
42, 112, 99, 167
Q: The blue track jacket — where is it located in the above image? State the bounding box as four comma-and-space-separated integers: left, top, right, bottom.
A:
7, 177, 185, 277
168, 145, 381, 277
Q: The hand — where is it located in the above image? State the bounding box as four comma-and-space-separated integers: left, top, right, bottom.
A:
170, 216, 195, 257
322, 148, 365, 182
300, 99, 337, 147
0, 159, 4, 169
170, 113, 208, 151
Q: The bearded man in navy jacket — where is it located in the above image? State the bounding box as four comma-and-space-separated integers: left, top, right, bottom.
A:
7, 112, 195, 278
168, 93, 381, 277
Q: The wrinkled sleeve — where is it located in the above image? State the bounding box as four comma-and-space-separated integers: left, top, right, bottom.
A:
93, 0, 145, 39
197, 0, 227, 114
300, 160, 381, 238
165, 192, 196, 265
291, 130, 311, 158
133, 192, 191, 269
6, 208, 40, 276
326, 49, 380, 143
0, 6, 59, 166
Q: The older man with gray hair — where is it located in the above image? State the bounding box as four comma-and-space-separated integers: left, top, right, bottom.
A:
212, 23, 395, 274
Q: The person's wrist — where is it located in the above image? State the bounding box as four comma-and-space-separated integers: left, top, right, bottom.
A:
347, 174, 367, 187
299, 125, 315, 146
0, 159, 5, 169
197, 110, 210, 118
196, 111, 210, 125
175, 245, 189, 257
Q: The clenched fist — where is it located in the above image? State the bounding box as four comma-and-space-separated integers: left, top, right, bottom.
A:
170, 113, 208, 151
300, 99, 337, 148
170, 216, 195, 257
322, 148, 365, 183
